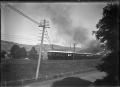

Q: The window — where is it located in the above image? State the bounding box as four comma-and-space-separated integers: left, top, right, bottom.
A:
68, 54, 71, 56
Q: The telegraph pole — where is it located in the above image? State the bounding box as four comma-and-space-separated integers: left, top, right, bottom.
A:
51, 44, 54, 50
36, 19, 50, 80
70, 43, 71, 51
73, 43, 77, 60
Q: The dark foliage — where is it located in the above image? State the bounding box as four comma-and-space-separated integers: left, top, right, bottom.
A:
95, 50, 119, 86
51, 77, 93, 87
20, 47, 27, 59
1, 51, 7, 59
93, 2, 119, 86
28, 46, 38, 60
93, 3, 119, 52
10, 45, 27, 59
10, 45, 21, 59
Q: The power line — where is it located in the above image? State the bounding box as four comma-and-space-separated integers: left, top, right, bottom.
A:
2, 2, 51, 45
1, 34, 47, 42
2, 34, 38, 40
2, 35, 37, 41
2, 36, 39, 42
2, 2, 39, 25
2, 35, 47, 43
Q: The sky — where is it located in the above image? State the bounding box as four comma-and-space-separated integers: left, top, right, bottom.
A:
1, 2, 107, 48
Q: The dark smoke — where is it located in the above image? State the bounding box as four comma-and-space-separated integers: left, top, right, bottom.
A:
44, 4, 89, 44
31, 3, 92, 46
46, 4, 73, 35
80, 39, 103, 53
73, 27, 88, 44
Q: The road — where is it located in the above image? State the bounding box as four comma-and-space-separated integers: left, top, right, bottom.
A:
24, 70, 106, 87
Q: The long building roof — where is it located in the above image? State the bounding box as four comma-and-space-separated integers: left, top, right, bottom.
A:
48, 50, 95, 54
48, 50, 73, 53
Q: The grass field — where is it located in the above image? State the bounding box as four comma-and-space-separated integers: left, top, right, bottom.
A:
1, 58, 102, 83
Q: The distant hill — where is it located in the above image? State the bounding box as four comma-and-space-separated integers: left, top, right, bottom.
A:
1, 40, 104, 59
1, 40, 81, 53
1, 40, 34, 52
1, 40, 17, 51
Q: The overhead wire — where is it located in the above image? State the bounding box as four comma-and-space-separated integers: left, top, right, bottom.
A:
2, 2, 51, 45
2, 34, 38, 40
1, 34, 47, 42
3, 2, 40, 25
2, 36, 39, 43
25, 3, 51, 44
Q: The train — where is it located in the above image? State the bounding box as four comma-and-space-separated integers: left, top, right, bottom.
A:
47, 50, 101, 60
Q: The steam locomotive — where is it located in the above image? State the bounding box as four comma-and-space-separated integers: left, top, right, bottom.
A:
47, 50, 101, 60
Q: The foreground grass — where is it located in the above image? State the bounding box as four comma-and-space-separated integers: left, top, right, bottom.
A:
1, 59, 101, 83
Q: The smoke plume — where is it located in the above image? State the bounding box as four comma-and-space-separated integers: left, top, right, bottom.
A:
42, 4, 89, 45
80, 39, 103, 53
27, 3, 97, 47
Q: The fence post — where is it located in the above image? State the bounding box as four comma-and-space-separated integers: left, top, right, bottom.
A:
42, 77, 44, 82
61, 73, 63, 76
22, 79, 24, 85
46, 75, 47, 79
5, 81, 6, 87
66, 72, 68, 76
71, 71, 73, 75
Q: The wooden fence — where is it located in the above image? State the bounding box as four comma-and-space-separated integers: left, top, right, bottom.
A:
0, 68, 96, 87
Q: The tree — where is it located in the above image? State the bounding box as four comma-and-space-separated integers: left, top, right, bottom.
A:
1, 51, 7, 59
10, 45, 21, 59
28, 46, 38, 60
20, 47, 27, 59
93, 3, 119, 86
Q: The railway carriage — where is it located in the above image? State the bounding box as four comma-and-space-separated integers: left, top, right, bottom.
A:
48, 51, 73, 60
47, 50, 101, 60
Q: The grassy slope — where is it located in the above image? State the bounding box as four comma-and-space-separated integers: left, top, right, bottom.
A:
1, 59, 101, 83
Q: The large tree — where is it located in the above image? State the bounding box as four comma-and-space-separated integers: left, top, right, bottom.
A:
1, 51, 7, 59
93, 3, 119, 86
28, 46, 38, 60
10, 45, 21, 59
20, 47, 27, 59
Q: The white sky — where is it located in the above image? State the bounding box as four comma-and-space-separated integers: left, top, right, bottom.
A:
1, 2, 107, 48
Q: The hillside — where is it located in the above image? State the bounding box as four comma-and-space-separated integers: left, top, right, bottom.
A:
1, 40, 81, 53
1, 40, 34, 52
